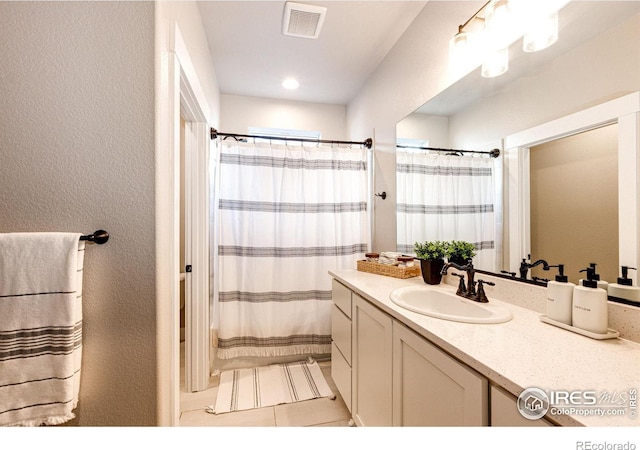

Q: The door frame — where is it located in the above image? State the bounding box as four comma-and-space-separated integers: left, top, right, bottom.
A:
504, 91, 640, 280
156, 22, 211, 425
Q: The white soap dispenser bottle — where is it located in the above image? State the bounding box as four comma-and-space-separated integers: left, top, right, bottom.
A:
608, 266, 640, 303
573, 266, 609, 334
546, 264, 575, 325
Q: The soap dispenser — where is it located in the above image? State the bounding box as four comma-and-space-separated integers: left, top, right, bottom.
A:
546, 264, 575, 325
578, 263, 608, 290
608, 266, 640, 303
572, 266, 609, 334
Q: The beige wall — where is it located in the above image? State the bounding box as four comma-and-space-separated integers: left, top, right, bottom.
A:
396, 114, 449, 148
0, 2, 156, 425
221, 94, 347, 140
529, 124, 619, 284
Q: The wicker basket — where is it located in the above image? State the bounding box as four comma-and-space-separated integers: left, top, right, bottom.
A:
356, 260, 421, 279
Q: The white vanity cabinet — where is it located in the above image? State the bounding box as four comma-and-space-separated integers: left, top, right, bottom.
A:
490, 385, 555, 427
351, 292, 393, 426
392, 321, 488, 426
332, 278, 489, 427
331, 279, 353, 412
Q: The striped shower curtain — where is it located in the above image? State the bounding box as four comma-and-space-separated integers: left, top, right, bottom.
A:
396, 150, 496, 270
214, 140, 369, 359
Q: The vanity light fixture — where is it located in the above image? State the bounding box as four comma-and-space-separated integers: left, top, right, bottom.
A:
481, 46, 509, 78
449, 0, 566, 78
449, 25, 479, 76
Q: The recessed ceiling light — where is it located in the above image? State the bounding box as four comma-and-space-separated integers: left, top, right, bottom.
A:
282, 78, 300, 90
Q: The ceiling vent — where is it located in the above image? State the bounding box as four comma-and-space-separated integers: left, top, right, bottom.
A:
282, 2, 327, 39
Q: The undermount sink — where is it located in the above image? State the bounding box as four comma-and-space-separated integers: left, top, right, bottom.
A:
389, 285, 512, 324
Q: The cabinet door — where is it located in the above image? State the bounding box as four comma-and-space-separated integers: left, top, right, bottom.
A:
331, 342, 352, 412
392, 321, 488, 426
332, 278, 352, 318
490, 385, 555, 427
331, 304, 351, 363
352, 294, 393, 426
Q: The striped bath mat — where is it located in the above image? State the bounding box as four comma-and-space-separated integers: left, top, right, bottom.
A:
208, 358, 335, 414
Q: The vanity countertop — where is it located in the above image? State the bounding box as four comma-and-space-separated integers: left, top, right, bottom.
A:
329, 268, 640, 427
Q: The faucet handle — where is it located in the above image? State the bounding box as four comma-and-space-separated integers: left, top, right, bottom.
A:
475, 279, 495, 303
452, 273, 467, 296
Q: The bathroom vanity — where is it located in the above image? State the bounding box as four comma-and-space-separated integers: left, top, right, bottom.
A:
329, 269, 640, 427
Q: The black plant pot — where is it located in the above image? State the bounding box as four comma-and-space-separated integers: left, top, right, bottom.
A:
419, 258, 445, 285
448, 256, 469, 266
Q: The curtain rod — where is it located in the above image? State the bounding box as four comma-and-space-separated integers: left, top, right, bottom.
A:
396, 144, 500, 158
210, 128, 373, 149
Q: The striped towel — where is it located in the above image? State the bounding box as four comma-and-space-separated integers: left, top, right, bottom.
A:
0, 232, 84, 426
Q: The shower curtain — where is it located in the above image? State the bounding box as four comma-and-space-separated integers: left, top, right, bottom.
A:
396, 150, 496, 270
214, 140, 368, 359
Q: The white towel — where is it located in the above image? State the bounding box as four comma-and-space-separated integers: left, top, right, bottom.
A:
0, 232, 84, 426
378, 251, 401, 265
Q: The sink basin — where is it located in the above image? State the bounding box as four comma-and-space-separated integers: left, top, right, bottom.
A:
389, 285, 512, 324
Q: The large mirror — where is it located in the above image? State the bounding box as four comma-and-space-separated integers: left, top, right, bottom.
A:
395, 1, 640, 295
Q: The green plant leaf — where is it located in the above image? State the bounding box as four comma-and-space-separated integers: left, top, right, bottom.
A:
414, 240, 448, 260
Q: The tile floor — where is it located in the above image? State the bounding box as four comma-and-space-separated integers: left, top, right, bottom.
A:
179, 343, 352, 427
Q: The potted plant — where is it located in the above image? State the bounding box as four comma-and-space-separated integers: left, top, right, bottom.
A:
414, 240, 449, 285
447, 240, 477, 265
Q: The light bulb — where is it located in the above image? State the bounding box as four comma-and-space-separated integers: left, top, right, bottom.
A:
449, 29, 479, 75
484, 0, 515, 50
523, 11, 558, 52
282, 78, 299, 90
481, 46, 509, 78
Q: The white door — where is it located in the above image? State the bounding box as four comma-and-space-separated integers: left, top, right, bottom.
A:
182, 120, 211, 393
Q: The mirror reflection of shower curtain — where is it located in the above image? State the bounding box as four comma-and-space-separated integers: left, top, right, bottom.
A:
213, 140, 368, 359
396, 150, 496, 270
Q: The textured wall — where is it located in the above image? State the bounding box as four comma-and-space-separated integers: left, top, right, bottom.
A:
0, 2, 157, 425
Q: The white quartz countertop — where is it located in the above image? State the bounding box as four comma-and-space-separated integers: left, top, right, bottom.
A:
329, 269, 640, 427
